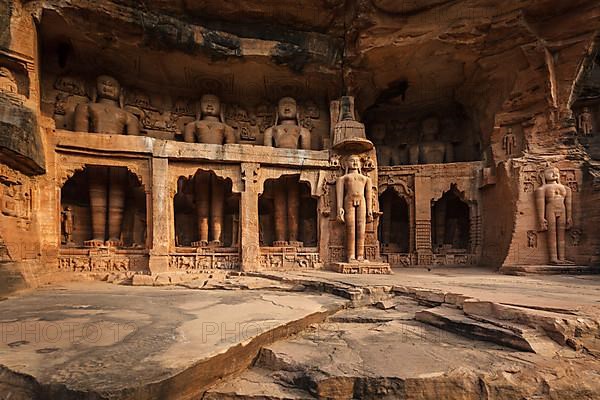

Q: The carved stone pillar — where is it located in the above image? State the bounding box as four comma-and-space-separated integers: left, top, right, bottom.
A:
149, 157, 171, 273
240, 163, 260, 271
414, 175, 433, 264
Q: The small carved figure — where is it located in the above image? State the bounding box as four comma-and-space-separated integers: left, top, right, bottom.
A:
0, 67, 18, 94
74, 75, 140, 135
183, 94, 235, 144
570, 229, 582, 247
578, 107, 594, 136
527, 230, 537, 248
535, 166, 573, 265
61, 206, 74, 245
502, 128, 517, 156
264, 97, 311, 149
409, 116, 453, 164
336, 155, 373, 262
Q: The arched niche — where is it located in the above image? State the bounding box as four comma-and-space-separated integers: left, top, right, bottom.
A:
60, 166, 146, 247
174, 170, 239, 248
431, 184, 471, 252
379, 188, 410, 253
259, 174, 317, 247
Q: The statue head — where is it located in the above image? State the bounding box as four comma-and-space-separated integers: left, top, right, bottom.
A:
345, 155, 362, 174
543, 166, 560, 184
371, 123, 387, 142
583, 107, 590, 113
200, 94, 221, 118
277, 97, 298, 122
421, 116, 439, 141
96, 75, 121, 102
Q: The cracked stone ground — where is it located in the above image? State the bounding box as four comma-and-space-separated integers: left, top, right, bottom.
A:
0, 268, 599, 399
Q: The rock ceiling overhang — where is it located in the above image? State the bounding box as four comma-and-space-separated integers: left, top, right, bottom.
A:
36, 1, 345, 103
28, 0, 600, 117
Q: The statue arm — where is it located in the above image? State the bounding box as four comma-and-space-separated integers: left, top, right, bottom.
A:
263, 127, 273, 146
224, 125, 236, 144
366, 177, 373, 220
126, 113, 140, 135
336, 176, 345, 223
183, 122, 196, 143
300, 127, 311, 150
565, 186, 573, 229
74, 103, 90, 132
535, 187, 547, 231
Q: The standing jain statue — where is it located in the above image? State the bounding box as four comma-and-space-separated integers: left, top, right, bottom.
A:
264, 97, 311, 246
336, 155, 374, 262
535, 166, 573, 265
183, 94, 235, 247
74, 75, 140, 246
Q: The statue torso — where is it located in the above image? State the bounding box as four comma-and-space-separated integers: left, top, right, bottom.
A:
89, 103, 129, 134
196, 120, 227, 144
420, 141, 446, 164
272, 124, 302, 149
543, 182, 567, 213
344, 172, 368, 200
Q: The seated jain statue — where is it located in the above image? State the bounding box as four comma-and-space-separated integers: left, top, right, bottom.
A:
371, 123, 401, 166
336, 155, 374, 262
264, 97, 311, 149
183, 94, 235, 144
409, 116, 453, 164
535, 166, 574, 265
74, 75, 139, 135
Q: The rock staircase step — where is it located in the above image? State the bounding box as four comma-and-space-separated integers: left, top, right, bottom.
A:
204, 368, 315, 400
415, 306, 536, 352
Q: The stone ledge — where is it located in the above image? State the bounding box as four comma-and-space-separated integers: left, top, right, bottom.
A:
499, 265, 600, 275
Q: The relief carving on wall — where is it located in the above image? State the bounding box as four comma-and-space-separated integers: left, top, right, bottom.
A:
0, 165, 32, 229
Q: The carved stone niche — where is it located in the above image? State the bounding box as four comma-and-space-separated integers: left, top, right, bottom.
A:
60, 166, 147, 248
174, 170, 239, 248
378, 173, 414, 254
0, 61, 29, 100
259, 175, 317, 248
431, 184, 473, 255
0, 164, 32, 230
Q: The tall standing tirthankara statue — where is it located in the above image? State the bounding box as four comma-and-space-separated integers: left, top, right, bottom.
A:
336, 155, 373, 262
329, 96, 391, 274
183, 94, 235, 247
264, 97, 310, 247
74, 75, 140, 247
535, 166, 574, 265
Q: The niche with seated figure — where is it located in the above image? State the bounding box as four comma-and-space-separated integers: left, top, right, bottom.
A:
431, 186, 471, 252
366, 108, 481, 166
259, 176, 317, 247
174, 170, 239, 248
60, 166, 147, 248
378, 189, 410, 253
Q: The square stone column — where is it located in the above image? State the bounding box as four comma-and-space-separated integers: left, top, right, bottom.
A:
149, 157, 172, 273
414, 175, 433, 264
240, 163, 260, 271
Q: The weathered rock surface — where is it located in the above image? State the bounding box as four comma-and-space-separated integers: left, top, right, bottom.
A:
207, 298, 600, 400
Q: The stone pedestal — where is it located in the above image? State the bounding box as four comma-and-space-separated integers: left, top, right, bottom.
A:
331, 261, 392, 274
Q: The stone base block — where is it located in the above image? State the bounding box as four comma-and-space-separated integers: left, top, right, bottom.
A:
330, 261, 392, 274
499, 265, 600, 276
